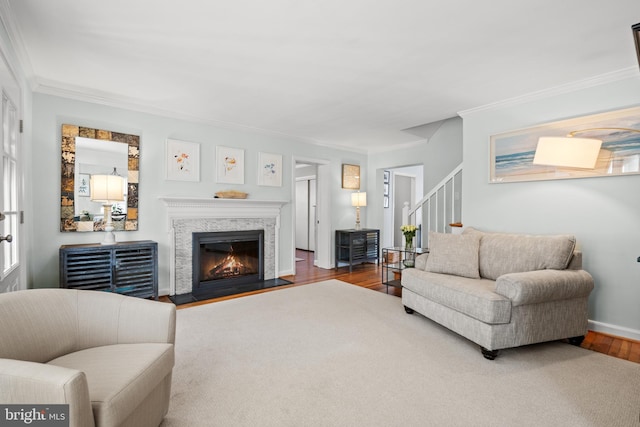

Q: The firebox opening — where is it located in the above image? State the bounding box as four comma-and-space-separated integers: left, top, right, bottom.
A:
200, 241, 259, 281
192, 230, 265, 299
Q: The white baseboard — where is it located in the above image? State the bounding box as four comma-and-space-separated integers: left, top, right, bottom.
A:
588, 320, 640, 341
278, 269, 294, 277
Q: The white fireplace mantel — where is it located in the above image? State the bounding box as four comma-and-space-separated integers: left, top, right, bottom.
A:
159, 196, 289, 221
159, 196, 289, 295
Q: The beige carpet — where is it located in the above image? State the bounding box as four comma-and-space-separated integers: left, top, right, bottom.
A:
161, 280, 640, 426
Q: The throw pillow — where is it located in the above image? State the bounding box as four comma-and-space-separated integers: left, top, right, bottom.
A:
463, 227, 576, 280
425, 232, 481, 279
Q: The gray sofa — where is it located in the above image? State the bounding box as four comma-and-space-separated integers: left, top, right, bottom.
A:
0, 288, 176, 427
401, 228, 594, 359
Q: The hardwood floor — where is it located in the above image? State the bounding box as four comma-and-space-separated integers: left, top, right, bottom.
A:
163, 249, 640, 363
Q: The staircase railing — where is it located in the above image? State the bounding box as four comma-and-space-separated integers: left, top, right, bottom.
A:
406, 163, 463, 248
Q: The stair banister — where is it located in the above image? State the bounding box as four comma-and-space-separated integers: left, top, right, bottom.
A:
407, 162, 463, 246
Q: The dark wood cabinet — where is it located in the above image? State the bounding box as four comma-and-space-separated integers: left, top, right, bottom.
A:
335, 229, 379, 272
60, 240, 158, 299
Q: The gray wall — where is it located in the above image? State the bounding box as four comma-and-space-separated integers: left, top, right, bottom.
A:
367, 116, 463, 247
462, 75, 640, 338
30, 93, 367, 294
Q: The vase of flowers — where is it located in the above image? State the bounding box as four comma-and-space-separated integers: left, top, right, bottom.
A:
401, 224, 417, 250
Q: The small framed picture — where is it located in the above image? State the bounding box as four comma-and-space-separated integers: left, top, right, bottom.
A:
166, 139, 200, 181
216, 146, 245, 184
342, 164, 360, 189
383, 183, 389, 196
258, 152, 283, 187
77, 173, 90, 197
383, 170, 390, 184
383, 196, 389, 208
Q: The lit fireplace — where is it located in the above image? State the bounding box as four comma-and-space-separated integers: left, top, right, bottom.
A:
201, 242, 257, 280
192, 230, 264, 299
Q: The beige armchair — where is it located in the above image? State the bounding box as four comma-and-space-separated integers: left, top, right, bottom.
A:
0, 288, 176, 427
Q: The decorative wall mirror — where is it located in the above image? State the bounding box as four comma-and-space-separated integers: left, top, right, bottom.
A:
60, 124, 139, 232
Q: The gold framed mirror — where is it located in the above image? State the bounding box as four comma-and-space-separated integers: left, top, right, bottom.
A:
60, 124, 139, 232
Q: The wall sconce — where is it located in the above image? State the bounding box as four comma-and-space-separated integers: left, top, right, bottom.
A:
533, 127, 640, 169
342, 164, 360, 189
351, 192, 367, 230
90, 168, 125, 245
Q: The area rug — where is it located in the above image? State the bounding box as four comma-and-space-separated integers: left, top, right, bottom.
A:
161, 280, 640, 426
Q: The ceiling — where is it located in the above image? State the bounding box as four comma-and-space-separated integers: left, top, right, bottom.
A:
3, 0, 640, 153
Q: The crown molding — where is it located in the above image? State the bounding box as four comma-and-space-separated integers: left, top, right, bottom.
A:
0, 0, 36, 89
458, 67, 640, 118
34, 77, 371, 154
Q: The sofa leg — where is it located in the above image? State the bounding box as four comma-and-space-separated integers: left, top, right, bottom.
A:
481, 347, 499, 360
404, 306, 414, 314
568, 335, 585, 346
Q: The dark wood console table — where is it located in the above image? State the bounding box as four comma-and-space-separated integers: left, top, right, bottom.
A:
59, 240, 158, 299
335, 229, 380, 272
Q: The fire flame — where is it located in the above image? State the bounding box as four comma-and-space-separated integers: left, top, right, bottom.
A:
210, 253, 248, 278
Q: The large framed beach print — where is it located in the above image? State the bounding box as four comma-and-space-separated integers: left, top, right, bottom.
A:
490, 106, 640, 183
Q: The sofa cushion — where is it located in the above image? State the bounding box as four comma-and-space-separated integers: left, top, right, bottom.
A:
425, 232, 481, 279
463, 227, 576, 280
402, 268, 511, 324
48, 343, 174, 427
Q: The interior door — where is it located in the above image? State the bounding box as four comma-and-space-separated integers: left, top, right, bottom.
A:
295, 178, 317, 252
308, 178, 316, 252
295, 179, 309, 250
0, 56, 21, 293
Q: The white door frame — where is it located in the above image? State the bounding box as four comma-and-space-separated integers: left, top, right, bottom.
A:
292, 156, 332, 273
0, 45, 24, 293
391, 171, 416, 247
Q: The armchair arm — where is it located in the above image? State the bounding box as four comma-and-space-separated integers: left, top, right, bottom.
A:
495, 269, 594, 306
0, 359, 95, 427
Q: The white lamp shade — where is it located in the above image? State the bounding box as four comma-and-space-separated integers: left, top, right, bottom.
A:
90, 174, 125, 203
533, 137, 603, 169
351, 192, 367, 207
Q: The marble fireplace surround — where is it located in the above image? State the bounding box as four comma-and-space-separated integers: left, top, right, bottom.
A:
159, 197, 288, 296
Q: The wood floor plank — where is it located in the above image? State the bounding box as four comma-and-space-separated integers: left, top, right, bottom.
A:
618, 340, 632, 360
580, 331, 596, 349
629, 342, 640, 363
608, 338, 623, 357
590, 333, 613, 354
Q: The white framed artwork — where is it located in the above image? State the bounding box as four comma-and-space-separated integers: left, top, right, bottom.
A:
166, 139, 200, 181
76, 173, 91, 197
257, 152, 283, 187
216, 146, 245, 184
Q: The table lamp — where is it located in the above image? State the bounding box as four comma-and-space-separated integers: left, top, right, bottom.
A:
351, 192, 367, 230
90, 168, 125, 245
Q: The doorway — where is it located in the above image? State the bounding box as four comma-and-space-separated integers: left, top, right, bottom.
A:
295, 165, 317, 255
292, 157, 331, 274
382, 165, 423, 249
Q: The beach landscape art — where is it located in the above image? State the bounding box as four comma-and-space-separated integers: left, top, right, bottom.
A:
490, 106, 640, 183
